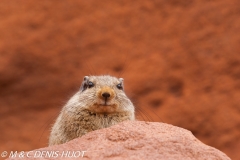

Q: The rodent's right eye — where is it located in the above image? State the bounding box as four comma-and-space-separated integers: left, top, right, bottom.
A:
88, 81, 94, 88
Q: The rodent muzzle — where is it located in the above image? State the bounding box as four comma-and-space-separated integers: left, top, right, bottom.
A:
98, 87, 116, 104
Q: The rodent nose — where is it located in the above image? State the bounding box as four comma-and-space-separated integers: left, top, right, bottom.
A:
98, 87, 115, 100
102, 92, 110, 98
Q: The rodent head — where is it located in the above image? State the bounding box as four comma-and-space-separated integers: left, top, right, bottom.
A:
76, 75, 134, 114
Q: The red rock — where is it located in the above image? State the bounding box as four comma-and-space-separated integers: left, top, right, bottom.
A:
1, 1, 240, 160
7, 121, 230, 160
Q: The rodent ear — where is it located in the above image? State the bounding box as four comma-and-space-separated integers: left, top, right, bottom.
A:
119, 78, 124, 83
80, 76, 89, 92
83, 76, 89, 81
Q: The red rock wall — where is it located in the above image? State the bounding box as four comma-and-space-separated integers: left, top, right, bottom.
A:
0, 0, 239, 159
7, 121, 231, 160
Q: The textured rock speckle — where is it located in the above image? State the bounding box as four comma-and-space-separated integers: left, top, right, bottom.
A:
7, 121, 231, 160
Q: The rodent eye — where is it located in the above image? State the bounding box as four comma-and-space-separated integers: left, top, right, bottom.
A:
88, 81, 94, 88
117, 83, 123, 90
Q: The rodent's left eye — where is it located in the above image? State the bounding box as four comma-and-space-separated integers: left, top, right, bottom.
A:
88, 81, 94, 88
117, 83, 123, 90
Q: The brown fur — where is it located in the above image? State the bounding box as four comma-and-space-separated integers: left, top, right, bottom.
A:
49, 75, 135, 146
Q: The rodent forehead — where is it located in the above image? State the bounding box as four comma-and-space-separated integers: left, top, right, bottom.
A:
88, 75, 121, 87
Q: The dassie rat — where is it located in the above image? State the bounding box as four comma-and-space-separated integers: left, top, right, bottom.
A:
49, 75, 135, 145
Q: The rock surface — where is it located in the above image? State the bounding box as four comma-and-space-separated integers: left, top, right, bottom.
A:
1, 1, 240, 160
7, 121, 230, 160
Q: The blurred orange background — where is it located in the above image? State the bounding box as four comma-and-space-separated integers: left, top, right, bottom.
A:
0, 1, 240, 159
